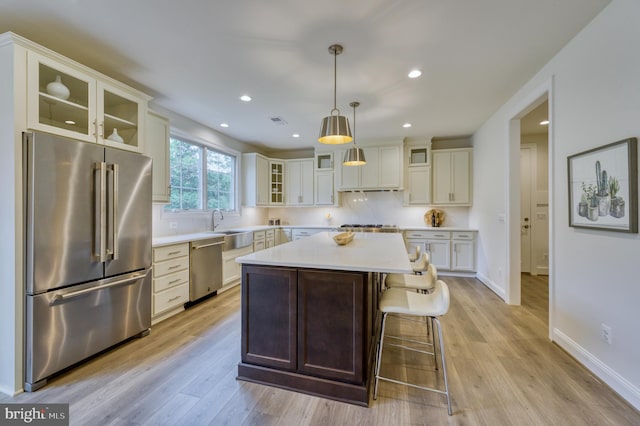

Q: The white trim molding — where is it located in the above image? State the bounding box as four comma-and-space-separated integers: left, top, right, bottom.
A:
554, 329, 640, 410
476, 272, 506, 301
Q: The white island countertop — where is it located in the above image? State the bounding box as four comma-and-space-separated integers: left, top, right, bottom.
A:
236, 232, 413, 274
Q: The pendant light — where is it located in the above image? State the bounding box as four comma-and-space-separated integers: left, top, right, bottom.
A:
318, 44, 353, 144
343, 101, 366, 166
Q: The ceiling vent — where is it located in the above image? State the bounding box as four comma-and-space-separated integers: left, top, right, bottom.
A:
270, 116, 287, 126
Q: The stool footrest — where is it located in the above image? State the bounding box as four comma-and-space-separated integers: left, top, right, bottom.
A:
376, 376, 447, 396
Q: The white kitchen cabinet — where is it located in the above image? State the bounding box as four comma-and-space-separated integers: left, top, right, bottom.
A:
451, 231, 476, 272
403, 140, 431, 205
315, 171, 335, 205
406, 166, 431, 205
432, 148, 472, 205
315, 152, 334, 171
222, 245, 253, 289
404, 229, 477, 275
266, 229, 275, 248
152, 243, 189, 324
253, 230, 266, 251
337, 145, 402, 191
379, 146, 402, 188
146, 110, 170, 203
27, 51, 149, 153
243, 153, 270, 207
405, 230, 451, 271
426, 237, 451, 272
292, 228, 323, 240
286, 159, 314, 206
269, 160, 285, 205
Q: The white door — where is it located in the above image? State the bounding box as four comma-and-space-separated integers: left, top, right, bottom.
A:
520, 145, 534, 273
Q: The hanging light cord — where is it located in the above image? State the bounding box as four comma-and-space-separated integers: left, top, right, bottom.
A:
331, 46, 340, 115
350, 101, 359, 144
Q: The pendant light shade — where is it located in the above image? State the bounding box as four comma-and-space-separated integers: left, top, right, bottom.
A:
343, 146, 366, 165
343, 101, 366, 166
318, 45, 352, 144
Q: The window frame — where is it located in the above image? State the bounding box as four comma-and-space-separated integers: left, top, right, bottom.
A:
165, 129, 240, 215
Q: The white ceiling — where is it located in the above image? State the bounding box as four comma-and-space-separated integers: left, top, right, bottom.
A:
0, 0, 609, 151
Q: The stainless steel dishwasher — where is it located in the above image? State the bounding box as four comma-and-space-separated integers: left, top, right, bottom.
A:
189, 236, 224, 302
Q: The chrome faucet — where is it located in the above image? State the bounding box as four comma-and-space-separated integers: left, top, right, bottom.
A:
211, 209, 224, 231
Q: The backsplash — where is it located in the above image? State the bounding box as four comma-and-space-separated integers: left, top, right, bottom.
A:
269, 192, 470, 228
153, 191, 470, 237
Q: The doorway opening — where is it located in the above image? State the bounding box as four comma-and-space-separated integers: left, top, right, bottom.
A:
520, 100, 550, 326
506, 79, 554, 340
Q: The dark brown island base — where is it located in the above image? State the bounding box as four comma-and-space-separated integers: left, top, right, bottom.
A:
235, 232, 412, 406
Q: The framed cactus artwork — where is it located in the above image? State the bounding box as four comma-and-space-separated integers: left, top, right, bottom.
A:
567, 137, 637, 232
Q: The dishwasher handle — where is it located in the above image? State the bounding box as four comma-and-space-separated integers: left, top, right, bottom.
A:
191, 241, 224, 250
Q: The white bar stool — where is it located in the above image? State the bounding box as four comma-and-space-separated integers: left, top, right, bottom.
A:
385, 263, 438, 293
373, 280, 452, 415
408, 244, 421, 262
409, 252, 429, 275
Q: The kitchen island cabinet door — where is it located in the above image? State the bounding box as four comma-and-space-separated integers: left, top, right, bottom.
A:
297, 270, 366, 384
241, 266, 298, 371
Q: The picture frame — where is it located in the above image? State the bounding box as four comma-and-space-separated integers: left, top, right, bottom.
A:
567, 137, 638, 233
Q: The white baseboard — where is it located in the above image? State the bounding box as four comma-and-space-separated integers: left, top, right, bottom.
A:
553, 328, 640, 411
0, 384, 23, 397
475, 272, 506, 301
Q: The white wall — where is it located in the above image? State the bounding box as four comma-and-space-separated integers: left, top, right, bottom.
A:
471, 0, 640, 408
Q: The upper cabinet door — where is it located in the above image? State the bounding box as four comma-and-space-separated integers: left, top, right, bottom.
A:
27, 51, 148, 153
98, 82, 145, 153
27, 51, 97, 143
432, 148, 472, 205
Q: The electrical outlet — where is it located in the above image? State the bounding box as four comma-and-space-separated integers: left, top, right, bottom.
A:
169, 222, 178, 230
601, 323, 612, 344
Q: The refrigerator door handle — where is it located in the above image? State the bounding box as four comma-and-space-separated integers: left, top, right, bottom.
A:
49, 270, 150, 305
108, 163, 119, 260
94, 162, 107, 262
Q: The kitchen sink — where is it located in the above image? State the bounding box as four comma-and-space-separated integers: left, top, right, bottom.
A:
209, 230, 253, 251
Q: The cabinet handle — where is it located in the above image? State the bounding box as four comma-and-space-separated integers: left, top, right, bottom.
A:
434, 234, 446, 238
99, 121, 104, 138
168, 251, 181, 255
168, 279, 181, 285
168, 296, 181, 303
92, 120, 98, 138
168, 265, 181, 270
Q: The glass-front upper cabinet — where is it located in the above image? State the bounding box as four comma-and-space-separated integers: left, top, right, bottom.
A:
408, 147, 429, 166
27, 51, 147, 152
269, 160, 285, 205
98, 82, 145, 152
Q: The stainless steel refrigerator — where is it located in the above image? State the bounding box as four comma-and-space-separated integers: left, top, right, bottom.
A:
23, 131, 152, 391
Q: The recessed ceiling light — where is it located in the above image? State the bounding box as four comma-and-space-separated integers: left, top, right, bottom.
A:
292, 134, 300, 138
64, 120, 75, 125
240, 95, 252, 102
403, 123, 412, 128
408, 70, 422, 79
540, 120, 549, 125
220, 123, 229, 128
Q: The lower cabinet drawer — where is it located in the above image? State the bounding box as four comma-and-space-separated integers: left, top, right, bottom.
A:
154, 257, 189, 277
452, 231, 475, 240
153, 283, 189, 316
153, 269, 189, 293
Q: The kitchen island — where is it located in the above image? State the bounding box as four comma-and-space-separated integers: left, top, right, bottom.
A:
235, 232, 411, 406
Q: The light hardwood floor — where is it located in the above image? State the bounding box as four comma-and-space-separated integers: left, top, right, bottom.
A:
2, 276, 639, 425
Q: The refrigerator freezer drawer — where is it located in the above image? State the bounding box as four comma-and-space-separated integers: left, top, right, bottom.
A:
25, 270, 151, 391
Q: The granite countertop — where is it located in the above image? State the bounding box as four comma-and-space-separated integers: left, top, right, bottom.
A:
236, 232, 412, 274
